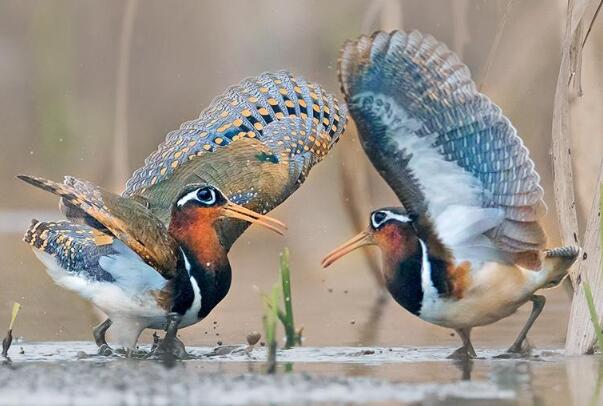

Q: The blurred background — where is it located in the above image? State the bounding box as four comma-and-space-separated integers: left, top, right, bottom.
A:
1, 0, 601, 348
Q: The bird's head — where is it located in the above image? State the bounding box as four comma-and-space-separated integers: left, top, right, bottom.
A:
170, 184, 286, 235
321, 207, 419, 269
169, 184, 286, 253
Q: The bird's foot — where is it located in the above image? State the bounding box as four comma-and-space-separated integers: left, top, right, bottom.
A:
97, 343, 114, 357
495, 339, 532, 359
447, 346, 477, 360
145, 313, 189, 362
147, 335, 188, 360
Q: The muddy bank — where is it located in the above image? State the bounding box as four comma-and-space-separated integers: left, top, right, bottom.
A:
0, 342, 599, 405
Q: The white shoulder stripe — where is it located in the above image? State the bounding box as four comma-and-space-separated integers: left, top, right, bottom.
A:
419, 239, 438, 302
179, 247, 192, 273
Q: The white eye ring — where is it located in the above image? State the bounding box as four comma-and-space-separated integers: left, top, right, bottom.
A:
176, 187, 217, 207
370, 210, 411, 229
196, 187, 216, 205
371, 211, 388, 229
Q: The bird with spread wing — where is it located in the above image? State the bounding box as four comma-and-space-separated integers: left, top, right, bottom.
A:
322, 30, 578, 358
21, 71, 347, 355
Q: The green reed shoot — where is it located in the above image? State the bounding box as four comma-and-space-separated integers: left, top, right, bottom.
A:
582, 182, 603, 353
600, 183, 602, 268
584, 282, 603, 352
259, 249, 302, 373
278, 248, 301, 348
262, 284, 279, 373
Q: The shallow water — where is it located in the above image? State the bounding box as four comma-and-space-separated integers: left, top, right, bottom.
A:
0, 342, 600, 405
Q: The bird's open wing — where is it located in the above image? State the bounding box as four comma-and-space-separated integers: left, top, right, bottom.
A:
122, 71, 347, 247
338, 31, 546, 268
18, 175, 178, 278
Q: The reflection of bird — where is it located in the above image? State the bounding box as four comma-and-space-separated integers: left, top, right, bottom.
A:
23, 71, 347, 352
323, 31, 578, 358
20, 175, 285, 354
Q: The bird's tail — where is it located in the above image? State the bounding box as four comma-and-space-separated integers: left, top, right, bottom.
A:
539, 246, 580, 288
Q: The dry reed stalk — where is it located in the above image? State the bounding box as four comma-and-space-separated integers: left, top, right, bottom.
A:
338, 0, 400, 345
112, 0, 138, 191
478, 0, 514, 92
340, 133, 389, 345
566, 164, 603, 355
548, 0, 603, 355
551, 0, 598, 285
340, 145, 384, 288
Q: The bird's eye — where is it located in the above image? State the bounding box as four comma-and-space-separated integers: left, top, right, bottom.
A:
371, 211, 388, 229
196, 187, 216, 205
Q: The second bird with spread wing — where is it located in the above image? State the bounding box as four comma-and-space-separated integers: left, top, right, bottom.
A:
323, 30, 578, 358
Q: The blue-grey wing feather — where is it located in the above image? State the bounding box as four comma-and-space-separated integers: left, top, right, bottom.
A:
338, 30, 546, 261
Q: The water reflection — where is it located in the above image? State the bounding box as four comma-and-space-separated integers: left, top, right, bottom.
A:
453, 358, 473, 381
6, 342, 603, 404
566, 355, 603, 406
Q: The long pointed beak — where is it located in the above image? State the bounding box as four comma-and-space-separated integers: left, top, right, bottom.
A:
321, 231, 374, 268
222, 202, 287, 236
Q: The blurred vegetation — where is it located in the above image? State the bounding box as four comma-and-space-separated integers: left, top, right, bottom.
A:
0, 0, 602, 349
261, 283, 279, 374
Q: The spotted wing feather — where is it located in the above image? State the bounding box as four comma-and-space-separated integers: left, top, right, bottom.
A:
122, 71, 347, 248
123, 71, 347, 199
338, 30, 546, 268
23, 220, 116, 282
18, 175, 178, 278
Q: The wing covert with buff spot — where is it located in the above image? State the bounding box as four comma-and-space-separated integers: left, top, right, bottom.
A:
24, 220, 117, 282
121, 71, 347, 243
18, 175, 178, 278
338, 30, 546, 268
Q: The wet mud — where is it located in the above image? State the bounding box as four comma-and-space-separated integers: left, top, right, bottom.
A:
0, 342, 600, 405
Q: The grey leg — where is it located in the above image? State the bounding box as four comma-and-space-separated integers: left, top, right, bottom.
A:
507, 295, 546, 354
164, 313, 181, 343
447, 328, 477, 359
156, 313, 185, 365
93, 318, 112, 347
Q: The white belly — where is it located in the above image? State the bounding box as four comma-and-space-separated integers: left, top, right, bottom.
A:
419, 262, 540, 329
35, 250, 203, 329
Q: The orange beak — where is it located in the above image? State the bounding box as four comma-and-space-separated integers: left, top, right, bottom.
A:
222, 202, 287, 236
321, 230, 375, 268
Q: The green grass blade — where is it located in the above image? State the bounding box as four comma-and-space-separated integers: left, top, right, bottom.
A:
262, 284, 280, 374
280, 248, 298, 348
584, 281, 603, 352
599, 182, 602, 274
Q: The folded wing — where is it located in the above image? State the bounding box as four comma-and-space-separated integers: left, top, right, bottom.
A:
18, 175, 178, 278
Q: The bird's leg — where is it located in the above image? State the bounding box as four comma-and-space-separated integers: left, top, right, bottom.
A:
164, 313, 181, 342
93, 318, 114, 356
152, 312, 187, 362
507, 295, 546, 354
93, 318, 112, 347
447, 328, 476, 359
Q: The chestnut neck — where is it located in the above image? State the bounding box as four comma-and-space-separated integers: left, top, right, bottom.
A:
377, 221, 453, 316
168, 207, 231, 318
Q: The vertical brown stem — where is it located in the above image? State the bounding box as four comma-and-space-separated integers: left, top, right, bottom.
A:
113, 0, 138, 191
